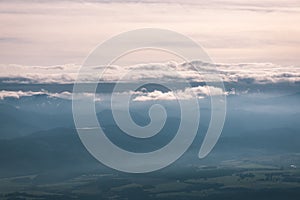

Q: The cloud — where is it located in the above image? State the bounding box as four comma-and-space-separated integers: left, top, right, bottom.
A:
0, 90, 101, 101
0, 64, 79, 84
209, 62, 300, 84
0, 90, 47, 99
0, 84, 228, 102
130, 86, 227, 101
0, 61, 299, 84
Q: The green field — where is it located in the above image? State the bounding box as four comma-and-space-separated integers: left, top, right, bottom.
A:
1, 157, 300, 200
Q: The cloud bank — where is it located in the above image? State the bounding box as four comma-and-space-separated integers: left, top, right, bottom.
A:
0, 84, 228, 102
1, 61, 299, 84
0, 90, 70, 100
0, 90, 101, 101
131, 86, 228, 101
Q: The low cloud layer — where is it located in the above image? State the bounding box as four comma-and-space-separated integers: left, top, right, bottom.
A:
0, 90, 101, 101
0, 84, 228, 102
131, 86, 227, 101
1, 61, 299, 85
0, 90, 72, 100
0, 64, 79, 84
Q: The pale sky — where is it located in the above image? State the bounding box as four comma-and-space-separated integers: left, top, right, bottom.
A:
1, 0, 300, 66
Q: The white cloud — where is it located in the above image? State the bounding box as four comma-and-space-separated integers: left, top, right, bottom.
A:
0, 90, 46, 99
0, 85, 227, 102
0, 90, 101, 101
0, 64, 79, 84
131, 85, 226, 101
0, 61, 299, 84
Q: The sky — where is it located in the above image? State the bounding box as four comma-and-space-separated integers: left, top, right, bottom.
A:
1, 0, 300, 66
